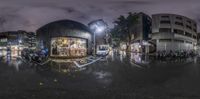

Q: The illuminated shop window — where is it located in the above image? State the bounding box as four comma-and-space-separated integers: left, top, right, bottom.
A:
0, 38, 7, 42
51, 37, 87, 58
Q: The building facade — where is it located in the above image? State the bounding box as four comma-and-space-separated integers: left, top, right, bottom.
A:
152, 14, 197, 52
133, 12, 152, 41
36, 20, 93, 58
197, 33, 200, 54
131, 12, 152, 53
26, 32, 37, 49
0, 30, 37, 57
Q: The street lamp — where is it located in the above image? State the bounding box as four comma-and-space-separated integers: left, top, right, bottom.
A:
18, 39, 22, 44
18, 39, 22, 56
88, 19, 107, 55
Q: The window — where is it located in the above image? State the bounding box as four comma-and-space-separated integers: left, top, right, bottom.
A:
175, 22, 183, 26
51, 37, 87, 58
193, 35, 197, 39
174, 39, 184, 43
186, 25, 192, 29
185, 32, 192, 37
0, 38, 7, 42
194, 23, 197, 27
198, 34, 200, 39
174, 29, 184, 35
161, 16, 169, 18
186, 41, 192, 44
159, 39, 172, 42
160, 20, 170, 24
176, 17, 182, 20
0, 38, 7, 46
193, 29, 197, 32
159, 28, 171, 32
187, 20, 191, 24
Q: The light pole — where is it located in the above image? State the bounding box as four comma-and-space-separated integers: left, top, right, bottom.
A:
93, 31, 96, 55
18, 39, 22, 56
88, 19, 107, 55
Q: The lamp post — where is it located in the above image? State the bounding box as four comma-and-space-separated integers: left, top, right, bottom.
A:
18, 39, 22, 56
93, 31, 96, 55
88, 19, 107, 55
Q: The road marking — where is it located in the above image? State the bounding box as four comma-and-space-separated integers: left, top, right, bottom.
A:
87, 58, 95, 61
130, 62, 144, 69
74, 57, 102, 68
39, 59, 51, 65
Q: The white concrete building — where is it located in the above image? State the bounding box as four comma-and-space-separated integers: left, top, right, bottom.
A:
152, 14, 197, 52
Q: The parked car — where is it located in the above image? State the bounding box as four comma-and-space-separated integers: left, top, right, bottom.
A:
96, 45, 110, 56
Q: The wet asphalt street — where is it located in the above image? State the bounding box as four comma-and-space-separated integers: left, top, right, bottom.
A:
0, 52, 200, 99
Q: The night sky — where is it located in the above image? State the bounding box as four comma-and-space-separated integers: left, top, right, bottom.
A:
0, 0, 199, 32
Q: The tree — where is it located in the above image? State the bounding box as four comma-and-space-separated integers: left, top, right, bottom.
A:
111, 12, 138, 51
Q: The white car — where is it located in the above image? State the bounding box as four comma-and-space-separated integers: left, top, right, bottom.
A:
96, 45, 110, 56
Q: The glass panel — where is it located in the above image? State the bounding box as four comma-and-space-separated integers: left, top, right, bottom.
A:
159, 28, 171, 32
174, 29, 184, 35
160, 20, 170, 24
51, 37, 87, 58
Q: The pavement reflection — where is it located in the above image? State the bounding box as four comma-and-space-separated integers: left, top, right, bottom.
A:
0, 51, 200, 99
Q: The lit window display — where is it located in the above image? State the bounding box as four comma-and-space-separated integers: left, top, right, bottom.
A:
0, 45, 24, 57
51, 37, 87, 58
131, 43, 142, 53
10, 45, 22, 57
0, 47, 7, 56
120, 44, 127, 51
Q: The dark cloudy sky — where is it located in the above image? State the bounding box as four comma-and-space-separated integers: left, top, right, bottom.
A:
0, 0, 200, 32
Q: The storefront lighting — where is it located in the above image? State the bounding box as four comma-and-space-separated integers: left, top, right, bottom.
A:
18, 40, 22, 43
194, 46, 197, 50
95, 26, 105, 33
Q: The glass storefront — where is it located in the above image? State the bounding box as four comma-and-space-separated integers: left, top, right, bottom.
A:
131, 43, 141, 53
0, 47, 7, 56
10, 45, 23, 57
51, 37, 87, 58
0, 45, 23, 57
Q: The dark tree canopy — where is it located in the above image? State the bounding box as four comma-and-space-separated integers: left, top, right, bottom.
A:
111, 12, 139, 49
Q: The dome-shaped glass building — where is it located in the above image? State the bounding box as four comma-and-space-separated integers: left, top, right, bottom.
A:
36, 20, 93, 58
